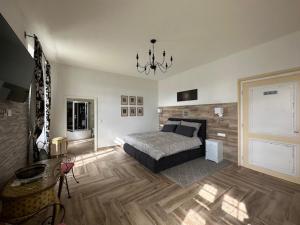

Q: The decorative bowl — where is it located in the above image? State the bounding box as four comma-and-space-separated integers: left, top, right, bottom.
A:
15, 164, 46, 179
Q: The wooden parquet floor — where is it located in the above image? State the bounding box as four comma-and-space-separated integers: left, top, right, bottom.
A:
61, 146, 300, 225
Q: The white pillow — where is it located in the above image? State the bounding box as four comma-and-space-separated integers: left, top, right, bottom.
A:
165, 120, 181, 125
181, 121, 201, 137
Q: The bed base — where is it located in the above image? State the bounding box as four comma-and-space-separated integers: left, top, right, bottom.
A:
123, 143, 205, 173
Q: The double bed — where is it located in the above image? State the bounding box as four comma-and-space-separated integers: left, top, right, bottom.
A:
123, 118, 206, 173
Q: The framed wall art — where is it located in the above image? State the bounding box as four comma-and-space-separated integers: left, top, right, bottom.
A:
137, 107, 144, 116
121, 95, 128, 105
121, 107, 128, 117
130, 107, 136, 116
129, 96, 136, 105
137, 96, 143, 105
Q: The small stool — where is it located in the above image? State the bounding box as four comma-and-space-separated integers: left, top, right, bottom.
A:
51, 137, 68, 156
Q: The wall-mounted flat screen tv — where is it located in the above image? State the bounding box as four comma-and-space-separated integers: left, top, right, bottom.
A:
0, 13, 34, 102
177, 89, 198, 102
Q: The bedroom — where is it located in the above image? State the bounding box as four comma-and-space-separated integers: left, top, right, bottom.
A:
0, 0, 300, 225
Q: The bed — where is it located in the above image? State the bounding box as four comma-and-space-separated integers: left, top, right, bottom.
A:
123, 118, 206, 173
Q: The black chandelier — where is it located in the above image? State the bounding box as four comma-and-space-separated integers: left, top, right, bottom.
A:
136, 39, 173, 75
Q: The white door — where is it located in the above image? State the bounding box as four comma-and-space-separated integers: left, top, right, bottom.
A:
241, 73, 300, 184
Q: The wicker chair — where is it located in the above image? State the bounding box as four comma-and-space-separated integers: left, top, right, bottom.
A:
1, 203, 66, 225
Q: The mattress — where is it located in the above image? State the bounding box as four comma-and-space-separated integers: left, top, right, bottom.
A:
123, 131, 202, 160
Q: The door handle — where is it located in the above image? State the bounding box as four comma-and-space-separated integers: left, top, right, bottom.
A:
294, 131, 299, 134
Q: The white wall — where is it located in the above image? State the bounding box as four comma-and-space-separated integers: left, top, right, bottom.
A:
1, 0, 28, 46
51, 63, 158, 148
0, 0, 55, 58
159, 31, 300, 106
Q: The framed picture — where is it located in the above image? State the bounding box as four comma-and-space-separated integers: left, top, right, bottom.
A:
129, 96, 136, 105
137, 107, 143, 116
130, 107, 136, 116
121, 95, 128, 105
137, 96, 143, 105
121, 107, 128, 117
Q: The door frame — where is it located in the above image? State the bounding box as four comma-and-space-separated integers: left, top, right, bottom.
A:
238, 67, 300, 167
64, 95, 98, 151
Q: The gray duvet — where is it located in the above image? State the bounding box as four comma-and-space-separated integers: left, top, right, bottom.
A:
123, 132, 202, 160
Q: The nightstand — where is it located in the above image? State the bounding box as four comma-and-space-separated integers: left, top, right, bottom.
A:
205, 139, 223, 163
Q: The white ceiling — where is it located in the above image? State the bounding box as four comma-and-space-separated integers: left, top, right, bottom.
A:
16, 0, 300, 79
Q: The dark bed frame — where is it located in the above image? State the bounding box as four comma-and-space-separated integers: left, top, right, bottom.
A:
123, 118, 206, 173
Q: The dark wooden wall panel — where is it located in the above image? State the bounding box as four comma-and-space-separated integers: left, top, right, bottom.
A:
0, 101, 28, 187
159, 103, 238, 162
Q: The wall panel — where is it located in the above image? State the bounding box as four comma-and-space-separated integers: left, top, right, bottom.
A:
159, 103, 238, 162
0, 101, 28, 187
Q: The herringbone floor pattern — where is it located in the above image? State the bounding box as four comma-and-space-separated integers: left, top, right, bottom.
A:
61, 144, 300, 225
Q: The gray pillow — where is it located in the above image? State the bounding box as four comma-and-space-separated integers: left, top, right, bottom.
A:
175, 125, 195, 137
181, 121, 201, 137
161, 124, 177, 132
165, 120, 181, 125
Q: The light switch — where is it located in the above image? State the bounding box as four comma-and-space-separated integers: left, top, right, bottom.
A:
7, 109, 12, 117
217, 132, 226, 137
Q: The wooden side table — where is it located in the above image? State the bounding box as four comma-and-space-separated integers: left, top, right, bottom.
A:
205, 139, 224, 163
0, 159, 64, 225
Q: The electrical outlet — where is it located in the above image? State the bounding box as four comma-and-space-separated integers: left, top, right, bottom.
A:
0, 109, 12, 117
0, 109, 7, 117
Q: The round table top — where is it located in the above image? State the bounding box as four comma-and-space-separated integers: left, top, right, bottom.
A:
0, 158, 62, 200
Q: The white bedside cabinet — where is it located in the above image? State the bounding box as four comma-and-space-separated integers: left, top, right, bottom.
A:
205, 139, 223, 163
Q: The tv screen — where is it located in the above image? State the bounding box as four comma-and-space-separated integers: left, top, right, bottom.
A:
177, 89, 198, 102
0, 13, 34, 102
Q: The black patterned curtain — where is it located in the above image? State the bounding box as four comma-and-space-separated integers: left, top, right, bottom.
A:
33, 35, 51, 161
33, 36, 44, 138
45, 62, 51, 147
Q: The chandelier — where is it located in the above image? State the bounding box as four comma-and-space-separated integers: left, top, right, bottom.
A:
136, 39, 173, 75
